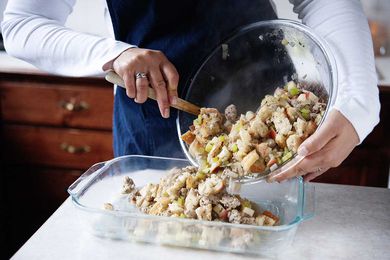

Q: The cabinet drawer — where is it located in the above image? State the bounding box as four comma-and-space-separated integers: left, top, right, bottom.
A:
3, 125, 113, 169
0, 81, 113, 130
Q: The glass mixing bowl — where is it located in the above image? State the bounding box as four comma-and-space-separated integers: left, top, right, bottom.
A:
176, 19, 338, 174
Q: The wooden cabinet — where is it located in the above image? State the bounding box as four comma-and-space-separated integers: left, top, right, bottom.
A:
3, 125, 112, 169
312, 86, 390, 187
0, 72, 114, 258
1, 80, 113, 129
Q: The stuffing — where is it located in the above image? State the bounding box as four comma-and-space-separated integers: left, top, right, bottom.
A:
198, 175, 225, 196
255, 142, 271, 159
272, 108, 292, 136
220, 195, 241, 209
293, 118, 307, 137
193, 108, 224, 144
195, 204, 212, 221
106, 167, 280, 227
122, 176, 136, 194
249, 115, 269, 138
241, 149, 260, 172
184, 188, 200, 210
228, 209, 242, 224
286, 107, 298, 121
224, 104, 238, 122
257, 105, 274, 122
286, 134, 302, 153
182, 82, 326, 178
275, 133, 287, 149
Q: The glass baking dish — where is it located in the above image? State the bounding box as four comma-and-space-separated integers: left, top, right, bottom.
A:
68, 155, 314, 257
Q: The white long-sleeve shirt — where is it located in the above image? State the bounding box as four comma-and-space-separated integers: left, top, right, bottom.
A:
1, 0, 380, 143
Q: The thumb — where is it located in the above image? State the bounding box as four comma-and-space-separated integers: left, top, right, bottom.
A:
298, 116, 337, 157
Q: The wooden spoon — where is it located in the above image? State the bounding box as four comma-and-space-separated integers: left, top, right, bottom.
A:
105, 71, 200, 115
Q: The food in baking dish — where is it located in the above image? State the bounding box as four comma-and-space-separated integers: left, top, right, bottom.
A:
181, 81, 326, 177
106, 166, 279, 226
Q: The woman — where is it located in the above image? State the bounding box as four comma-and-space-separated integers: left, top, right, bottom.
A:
1, 0, 380, 182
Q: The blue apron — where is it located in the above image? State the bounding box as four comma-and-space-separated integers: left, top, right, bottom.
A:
106, 0, 277, 158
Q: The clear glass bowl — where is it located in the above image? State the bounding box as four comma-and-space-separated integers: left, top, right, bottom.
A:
177, 19, 338, 169
68, 155, 315, 257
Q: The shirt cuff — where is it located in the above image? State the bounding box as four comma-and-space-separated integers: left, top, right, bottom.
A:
100, 41, 137, 72
332, 93, 380, 144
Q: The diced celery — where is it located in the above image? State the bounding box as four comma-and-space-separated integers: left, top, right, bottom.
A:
196, 171, 206, 180
193, 114, 203, 126
300, 107, 310, 120
205, 142, 213, 153
242, 200, 252, 209
212, 157, 219, 163
289, 86, 300, 96
218, 135, 225, 142
282, 151, 293, 162
234, 122, 242, 131
179, 213, 186, 218
277, 157, 282, 164
232, 144, 238, 153
177, 196, 185, 206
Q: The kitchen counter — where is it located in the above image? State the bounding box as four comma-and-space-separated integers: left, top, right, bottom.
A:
11, 183, 390, 260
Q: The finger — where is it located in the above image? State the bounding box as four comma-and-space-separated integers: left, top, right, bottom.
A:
135, 75, 149, 103
297, 111, 338, 157
268, 145, 333, 183
122, 72, 136, 98
268, 159, 308, 183
304, 167, 330, 182
160, 61, 179, 105
149, 68, 170, 118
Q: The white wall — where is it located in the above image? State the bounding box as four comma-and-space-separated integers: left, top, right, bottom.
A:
0, 0, 7, 28
65, 0, 110, 37
272, 0, 299, 21
0, 0, 109, 36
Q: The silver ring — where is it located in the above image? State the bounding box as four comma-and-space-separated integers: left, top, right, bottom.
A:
135, 72, 147, 80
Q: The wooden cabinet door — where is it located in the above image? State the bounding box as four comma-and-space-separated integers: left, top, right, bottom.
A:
3, 125, 113, 169
0, 81, 114, 130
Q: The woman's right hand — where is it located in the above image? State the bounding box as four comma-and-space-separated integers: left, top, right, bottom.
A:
108, 48, 179, 118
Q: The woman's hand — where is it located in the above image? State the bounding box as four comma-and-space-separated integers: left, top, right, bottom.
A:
110, 48, 179, 118
268, 109, 360, 182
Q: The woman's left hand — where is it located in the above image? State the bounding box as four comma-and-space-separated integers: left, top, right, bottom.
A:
268, 109, 360, 182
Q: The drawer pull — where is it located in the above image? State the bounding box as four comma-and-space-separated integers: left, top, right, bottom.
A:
61, 100, 89, 112
60, 142, 91, 154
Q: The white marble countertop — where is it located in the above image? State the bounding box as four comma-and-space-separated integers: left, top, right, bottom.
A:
11, 183, 390, 260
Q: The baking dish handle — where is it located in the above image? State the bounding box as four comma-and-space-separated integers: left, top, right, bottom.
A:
67, 160, 107, 197
301, 182, 315, 220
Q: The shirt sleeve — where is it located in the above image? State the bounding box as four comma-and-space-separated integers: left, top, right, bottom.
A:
1, 0, 135, 76
289, 0, 381, 143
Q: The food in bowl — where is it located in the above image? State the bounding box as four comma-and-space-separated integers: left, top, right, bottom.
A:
181, 81, 327, 177
105, 165, 279, 226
